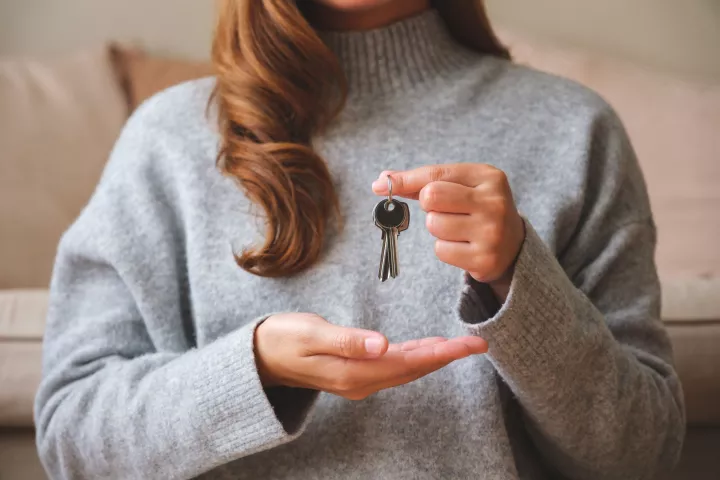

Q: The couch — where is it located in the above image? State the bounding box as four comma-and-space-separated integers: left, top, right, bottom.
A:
1, 32, 718, 478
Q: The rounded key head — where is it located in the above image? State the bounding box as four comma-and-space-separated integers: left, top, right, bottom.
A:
374, 200, 406, 229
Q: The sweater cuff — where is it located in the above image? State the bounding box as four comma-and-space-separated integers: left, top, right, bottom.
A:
189, 317, 319, 459
457, 220, 589, 373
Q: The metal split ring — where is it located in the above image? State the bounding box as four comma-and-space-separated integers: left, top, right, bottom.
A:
385, 176, 394, 210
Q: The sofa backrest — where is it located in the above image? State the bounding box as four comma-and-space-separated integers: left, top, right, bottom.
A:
498, 29, 720, 283
0, 48, 129, 288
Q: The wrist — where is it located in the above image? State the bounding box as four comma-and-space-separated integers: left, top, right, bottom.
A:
254, 320, 282, 388
489, 267, 514, 303
488, 216, 525, 302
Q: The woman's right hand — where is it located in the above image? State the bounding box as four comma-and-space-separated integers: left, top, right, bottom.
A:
255, 313, 487, 400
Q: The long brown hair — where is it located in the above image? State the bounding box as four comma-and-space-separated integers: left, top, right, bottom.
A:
212, 0, 508, 278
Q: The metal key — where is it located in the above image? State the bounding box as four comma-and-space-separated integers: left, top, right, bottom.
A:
374, 201, 404, 281
377, 223, 390, 280
374, 206, 394, 281
394, 201, 410, 277
375, 177, 402, 280
389, 184, 410, 278
373, 177, 410, 282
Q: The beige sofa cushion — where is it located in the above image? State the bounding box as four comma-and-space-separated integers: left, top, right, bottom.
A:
498, 29, 720, 281
0, 428, 46, 480
0, 290, 48, 426
0, 342, 42, 427
0, 289, 47, 340
663, 277, 720, 425
112, 46, 214, 111
662, 277, 720, 322
0, 47, 128, 289
666, 320, 720, 426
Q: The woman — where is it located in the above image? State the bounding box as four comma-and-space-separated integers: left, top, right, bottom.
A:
35, 0, 684, 478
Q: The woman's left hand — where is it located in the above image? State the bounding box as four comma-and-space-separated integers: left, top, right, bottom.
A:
372, 164, 525, 300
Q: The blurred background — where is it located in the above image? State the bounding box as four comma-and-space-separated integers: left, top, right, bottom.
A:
2, 0, 719, 77
0, 1, 718, 478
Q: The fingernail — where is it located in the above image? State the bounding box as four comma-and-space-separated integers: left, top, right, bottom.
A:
365, 338, 384, 355
372, 179, 385, 191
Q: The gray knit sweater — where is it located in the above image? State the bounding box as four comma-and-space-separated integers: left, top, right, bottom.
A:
35, 10, 684, 480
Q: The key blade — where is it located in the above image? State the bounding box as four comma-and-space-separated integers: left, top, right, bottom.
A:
381, 230, 391, 282
378, 229, 387, 280
394, 231, 399, 278
382, 248, 390, 282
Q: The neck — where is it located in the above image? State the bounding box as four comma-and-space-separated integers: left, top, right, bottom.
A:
303, 0, 431, 31
319, 9, 481, 100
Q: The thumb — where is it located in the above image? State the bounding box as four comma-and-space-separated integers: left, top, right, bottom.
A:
314, 323, 389, 359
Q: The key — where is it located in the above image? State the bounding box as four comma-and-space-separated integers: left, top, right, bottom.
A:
373, 199, 409, 282
377, 223, 389, 280
394, 202, 410, 277
374, 209, 395, 281
375, 216, 392, 281
385, 201, 410, 279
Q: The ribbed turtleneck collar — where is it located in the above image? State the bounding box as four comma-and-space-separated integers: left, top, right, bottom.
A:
319, 9, 481, 99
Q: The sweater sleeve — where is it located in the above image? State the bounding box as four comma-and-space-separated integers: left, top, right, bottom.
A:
458, 106, 685, 479
33, 103, 318, 480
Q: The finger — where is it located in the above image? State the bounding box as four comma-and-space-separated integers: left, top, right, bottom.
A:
403, 337, 488, 369
311, 324, 389, 359
434, 240, 504, 280
387, 337, 448, 352
371, 170, 421, 199
452, 336, 489, 354
344, 337, 487, 387
367, 337, 489, 391
377, 170, 397, 181
312, 336, 487, 396
372, 164, 487, 197
418, 182, 478, 213
426, 212, 475, 242
434, 240, 479, 271
370, 370, 434, 393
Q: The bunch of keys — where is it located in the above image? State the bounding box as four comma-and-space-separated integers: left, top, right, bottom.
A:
373, 177, 410, 282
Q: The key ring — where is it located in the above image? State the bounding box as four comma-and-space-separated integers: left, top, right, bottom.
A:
385, 176, 393, 210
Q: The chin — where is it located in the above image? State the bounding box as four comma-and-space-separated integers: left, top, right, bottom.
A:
310, 0, 396, 10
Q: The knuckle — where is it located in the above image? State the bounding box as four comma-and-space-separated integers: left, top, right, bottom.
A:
470, 253, 493, 276
306, 313, 326, 322
486, 223, 505, 247
425, 212, 437, 233
434, 240, 446, 259
492, 198, 509, 219
470, 253, 485, 273
343, 391, 370, 401
430, 166, 449, 183
389, 173, 403, 191
484, 255, 502, 276
333, 333, 354, 357
421, 183, 440, 209
489, 167, 508, 183
469, 188, 483, 206
294, 322, 315, 346
331, 373, 356, 393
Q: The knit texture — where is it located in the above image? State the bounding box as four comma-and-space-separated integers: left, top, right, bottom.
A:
35, 10, 684, 480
